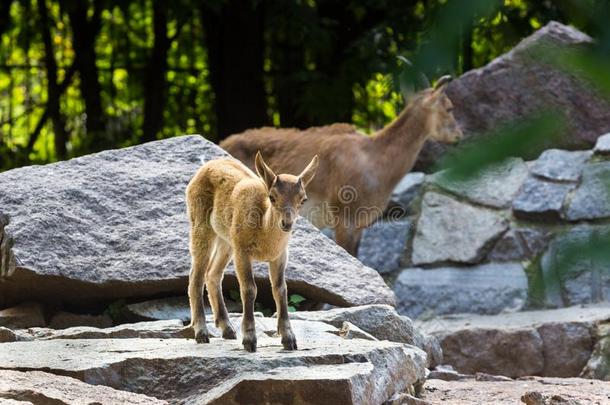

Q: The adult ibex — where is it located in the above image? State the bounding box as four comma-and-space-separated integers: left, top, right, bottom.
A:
221, 77, 462, 255
186, 151, 318, 352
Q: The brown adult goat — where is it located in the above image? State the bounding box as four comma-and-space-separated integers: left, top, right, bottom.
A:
221, 77, 462, 255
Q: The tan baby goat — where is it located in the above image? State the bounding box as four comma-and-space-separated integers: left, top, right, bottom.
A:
186, 151, 318, 352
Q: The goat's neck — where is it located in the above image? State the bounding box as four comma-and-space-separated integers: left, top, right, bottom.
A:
262, 205, 284, 234
369, 105, 429, 187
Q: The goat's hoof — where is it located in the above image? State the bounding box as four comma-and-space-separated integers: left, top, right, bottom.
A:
282, 336, 298, 351
222, 327, 237, 340
194, 330, 210, 344
243, 337, 257, 352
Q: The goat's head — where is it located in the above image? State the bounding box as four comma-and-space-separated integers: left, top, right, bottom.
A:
255, 151, 319, 232
412, 75, 463, 144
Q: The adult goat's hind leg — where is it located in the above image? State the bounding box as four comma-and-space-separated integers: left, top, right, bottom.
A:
335, 220, 363, 257
188, 221, 214, 344
206, 238, 236, 340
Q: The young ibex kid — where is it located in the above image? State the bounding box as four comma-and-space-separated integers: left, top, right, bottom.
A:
186, 151, 319, 352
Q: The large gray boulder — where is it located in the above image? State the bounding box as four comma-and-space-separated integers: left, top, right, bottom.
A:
540, 225, 610, 307
0, 135, 394, 308
580, 322, 610, 380
428, 158, 528, 209
447, 21, 610, 151
565, 162, 610, 221
394, 263, 528, 319
419, 305, 610, 378
530, 149, 591, 182
0, 370, 167, 404
386, 172, 426, 216
357, 220, 411, 274
512, 175, 574, 221
0, 319, 427, 404
487, 227, 551, 262
411, 192, 509, 265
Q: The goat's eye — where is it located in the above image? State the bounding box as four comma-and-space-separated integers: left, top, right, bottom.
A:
269, 195, 276, 204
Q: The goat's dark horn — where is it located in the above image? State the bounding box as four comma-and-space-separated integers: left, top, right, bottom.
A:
434, 75, 453, 89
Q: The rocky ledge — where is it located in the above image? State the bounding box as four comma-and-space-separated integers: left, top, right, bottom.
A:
0, 317, 426, 404
422, 377, 610, 404
419, 305, 610, 379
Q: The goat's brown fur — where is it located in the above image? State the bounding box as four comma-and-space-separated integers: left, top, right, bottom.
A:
186, 152, 318, 352
221, 80, 462, 255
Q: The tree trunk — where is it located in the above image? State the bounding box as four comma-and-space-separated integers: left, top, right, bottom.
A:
38, 0, 69, 159
271, 27, 308, 128
0, 0, 12, 36
141, 0, 170, 143
462, 21, 474, 73
62, 0, 108, 152
201, 0, 268, 142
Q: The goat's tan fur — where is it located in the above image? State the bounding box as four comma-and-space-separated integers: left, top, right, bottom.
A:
186, 152, 318, 352
221, 79, 463, 255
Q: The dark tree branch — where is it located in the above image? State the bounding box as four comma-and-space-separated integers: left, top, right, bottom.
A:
26, 63, 77, 153
141, 0, 171, 143
37, 0, 69, 159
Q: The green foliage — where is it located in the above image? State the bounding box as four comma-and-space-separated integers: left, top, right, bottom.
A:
1, 0, 600, 171
103, 299, 126, 323
288, 293, 306, 313
435, 110, 565, 181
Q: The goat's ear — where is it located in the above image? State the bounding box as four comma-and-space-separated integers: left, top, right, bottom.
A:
255, 151, 276, 190
299, 155, 319, 188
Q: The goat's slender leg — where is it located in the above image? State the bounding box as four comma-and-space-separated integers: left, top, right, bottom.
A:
188, 226, 214, 343
234, 250, 258, 352
206, 238, 236, 339
335, 220, 364, 257
269, 249, 297, 350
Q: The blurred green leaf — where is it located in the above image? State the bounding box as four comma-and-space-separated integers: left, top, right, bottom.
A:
435, 110, 566, 181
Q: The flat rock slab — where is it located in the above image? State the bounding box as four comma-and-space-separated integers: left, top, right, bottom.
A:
291, 304, 441, 368
0, 135, 393, 308
0, 320, 426, 404
411, 192, 509, 265
204, 363, 380, 405
394, 263, 528, 319
0, 370, 167, 404
565, 162, 610, 221
423, 377, 610, 404
428, 158, 528, 208
530, 149, 591, 182
24, 319, 190, 340
418, 305, 610, 378
123, 295, 243, 322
